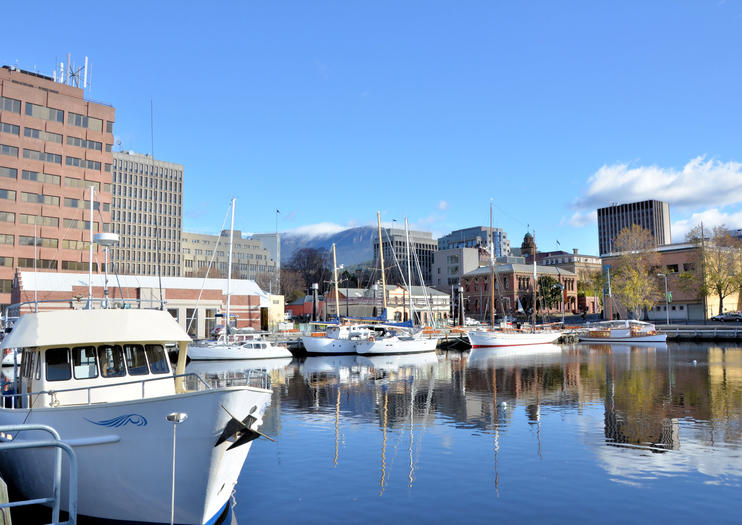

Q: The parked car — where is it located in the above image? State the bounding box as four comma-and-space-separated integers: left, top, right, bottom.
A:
711, 312, 742, 322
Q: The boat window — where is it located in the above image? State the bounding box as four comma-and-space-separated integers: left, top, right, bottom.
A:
72, 346, 98, 379
145, 344, 170, 375
124, 344, 149, 375
97, 345, 126, 377
46, 348, 71, 381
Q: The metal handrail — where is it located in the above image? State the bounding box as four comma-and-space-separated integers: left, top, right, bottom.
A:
0, 424, 78, 524
2, 373, 214, 408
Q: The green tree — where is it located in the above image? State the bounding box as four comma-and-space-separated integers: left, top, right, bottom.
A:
611, 225, 661, 319
686, 224, 742, 314
579, 270, 606, 308
537, 275, 562, 310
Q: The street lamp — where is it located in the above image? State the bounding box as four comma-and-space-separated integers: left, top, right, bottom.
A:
657, 273, 669, 325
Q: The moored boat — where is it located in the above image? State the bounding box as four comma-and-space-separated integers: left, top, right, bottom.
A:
578, 320, 667, 343
468, 328, 562, 348
0, 307, 272, 524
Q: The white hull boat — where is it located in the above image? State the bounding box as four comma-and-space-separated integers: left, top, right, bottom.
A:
578, 320, 667, 343
188, 338, 293, 360
468, 329, 562, 348
354, 333, 439, 355
0, 307, 272, 524
302, 324, 376, 355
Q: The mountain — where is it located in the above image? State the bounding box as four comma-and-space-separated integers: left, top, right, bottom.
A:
281, 226, 376, 267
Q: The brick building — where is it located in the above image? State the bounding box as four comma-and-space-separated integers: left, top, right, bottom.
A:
461, 264, 578, 321
10, 271, 269, 339
0, 65, 115, 310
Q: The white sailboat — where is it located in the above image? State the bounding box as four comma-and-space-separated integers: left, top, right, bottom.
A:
189, 199, 292, 361
468, 206, 562, 349
578, 320, 667, 343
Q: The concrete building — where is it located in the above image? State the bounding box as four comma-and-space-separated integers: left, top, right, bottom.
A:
431, 247, 489, 290
540, 249, 602, 283
597, 200, 671, 256
110, 151, 183, 277
461, 264, 578, 321
373, 227, 438, 286
11, 271, 269, 339
0, 65, 115, 309
181, 230, 277, 287
437, 226, 511, 257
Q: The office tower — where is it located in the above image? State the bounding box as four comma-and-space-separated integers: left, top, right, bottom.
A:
597, 200, 671, 255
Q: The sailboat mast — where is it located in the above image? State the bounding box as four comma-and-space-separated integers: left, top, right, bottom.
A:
489, 200, 495, 329
377, 211, 388, 314
332, 243, 340, 321
532, 229, 537, 331
226, 198, 235, 336
404, 218, 413, 325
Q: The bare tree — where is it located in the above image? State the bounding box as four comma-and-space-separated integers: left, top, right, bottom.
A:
687, 224, 742, 314
611, 225, 661, 319
286, 248, 331, 293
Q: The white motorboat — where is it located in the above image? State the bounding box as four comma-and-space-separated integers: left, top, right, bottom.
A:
189, 333, 293, 360
0, 307, 272, 524
354, 327, 439, 355
578, 320, 667, 343
302, 324, 376, 355
468, 328, 562, 348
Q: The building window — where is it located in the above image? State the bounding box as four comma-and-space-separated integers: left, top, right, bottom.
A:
23, 149, 62, 164
0, 144, 18, 157
66, 136, 103, 151
63, 218, 96, 231
65, 157, 101, 170
0, 122, 20, 136
0, 256, 11, 267
62, 261, 98, 271
0, 279, 12, 293
25, 102, 64, 123
19, 236, 58, 248
22, 170, 60, 185
68, 112, 102, 132
24, 127, 62, 143
0, 234, 13, 245
17, 258, 58, 269
65, 177, 100, 191
0, 96, 21, 113
20, 192, 59, 206
0, 211, 14, 223
19, 215, 58, 227
61, 239, 90, 250
0, 166, 17, 179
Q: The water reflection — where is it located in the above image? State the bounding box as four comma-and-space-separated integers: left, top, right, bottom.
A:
222, 343, 742, 523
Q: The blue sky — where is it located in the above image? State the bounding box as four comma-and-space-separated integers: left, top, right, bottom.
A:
4, 1, 742, 254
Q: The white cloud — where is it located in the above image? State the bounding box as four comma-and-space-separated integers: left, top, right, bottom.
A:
672, 208, 742, 241
573, 156, 742, 212
438, 200, 449, 211
562, 210, 597, 227
284, 222, 349, 238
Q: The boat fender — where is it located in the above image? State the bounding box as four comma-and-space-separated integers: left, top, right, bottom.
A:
369, 336, 374, 342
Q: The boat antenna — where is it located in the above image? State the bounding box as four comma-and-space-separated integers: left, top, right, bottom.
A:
226, 198, 236, 337
377, 211, 388, 317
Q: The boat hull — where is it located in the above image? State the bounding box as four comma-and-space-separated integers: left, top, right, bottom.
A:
354, 336, 438, 355
578, 334, 667, 343
0, 386, 271, 524
301, 336, 357, 355
188, 342, 292, 360
468, 330, 562, 348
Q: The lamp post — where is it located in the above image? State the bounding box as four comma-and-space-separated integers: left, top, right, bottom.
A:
657, 273, 669, 325
167, 412, 188, 525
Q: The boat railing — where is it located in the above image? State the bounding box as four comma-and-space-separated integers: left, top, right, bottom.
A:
0, 423, 77, 525
4, 298, 170, 321
1, 373, 221, 409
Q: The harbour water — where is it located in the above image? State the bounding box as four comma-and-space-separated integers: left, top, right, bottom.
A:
13, 342, 742, 524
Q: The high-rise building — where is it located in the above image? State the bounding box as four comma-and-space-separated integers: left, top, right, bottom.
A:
373, 228, 438, 286
0, 65, 115, 308
181, 230, 277, 288
597, 200, 671, 255
437, 226, 511, 257
110, 151, 183, 276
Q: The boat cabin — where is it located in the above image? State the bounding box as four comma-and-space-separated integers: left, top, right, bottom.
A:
2, 309, 192, 409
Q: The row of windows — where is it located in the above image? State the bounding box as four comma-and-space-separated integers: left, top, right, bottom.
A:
42, 344, 169, 383
0, 167, 112, 189
66, 156, 101, 170
1, 121, 113, 151
1, 122, 20, 136
113, 161, 182, 179
0, 188, 110, 211
0, 234, 96, 250
66, 136, 102, 151
25, 127, 62, 143
1, 99, 114, 133
23, 149, 61, 163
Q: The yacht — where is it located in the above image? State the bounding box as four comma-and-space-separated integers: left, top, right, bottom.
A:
468, 328, 562, 348
578, 320, 667, 343
188, 332, 293, 360
354, 327, 438, 355
302, 323, 377, 355
0, 306, 272, 524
